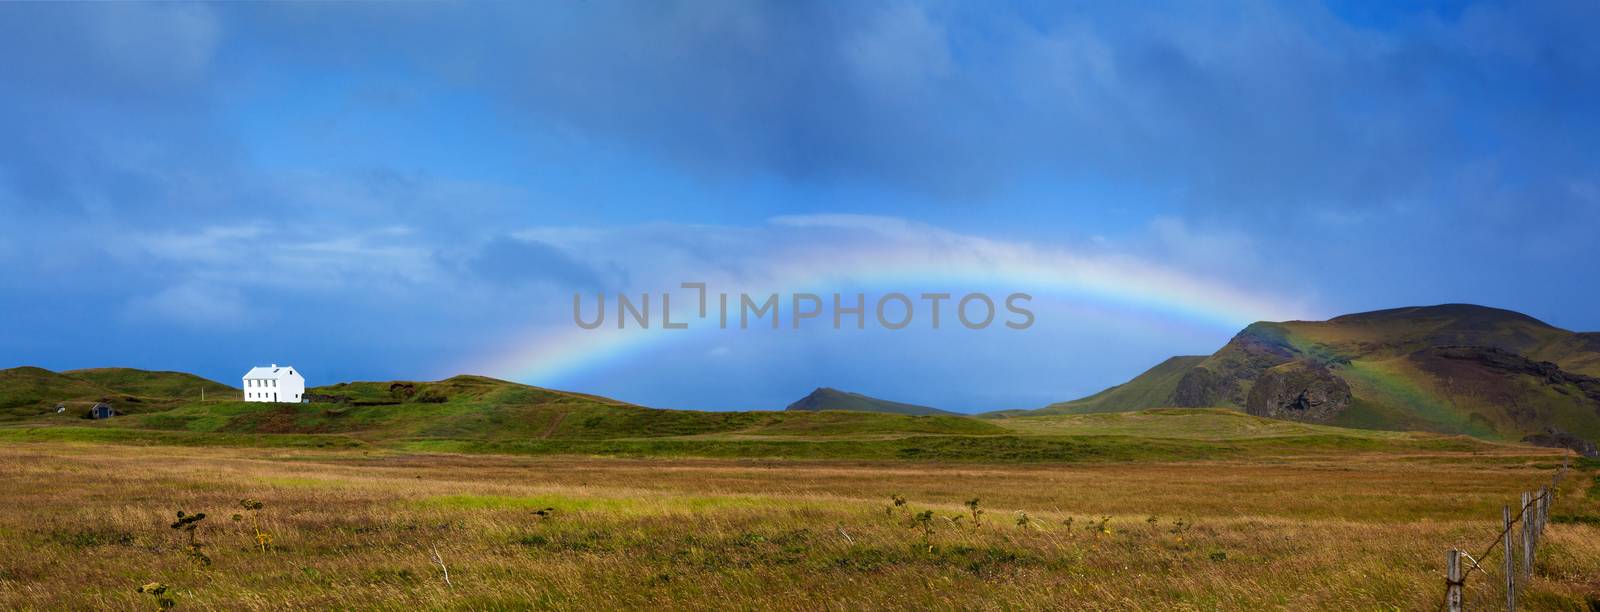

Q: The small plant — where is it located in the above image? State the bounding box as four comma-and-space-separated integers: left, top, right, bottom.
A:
169, 511, 210, 566
531, 507, 555, 520
231, 498, 271, 553
1145, 515, 1159, 533
1062, 516, 1075, 537
910, 510, 935, 541
1208, 550, 1228, 562
1086, 515, 1111, 539
1014, 512, 1032, 529
135, 582, 176, 610
964, 498, 984, 526
887, 494, 907, 516
1169, 518, 1192, 539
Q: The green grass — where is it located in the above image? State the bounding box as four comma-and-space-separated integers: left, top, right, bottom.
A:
396, 430, 1492, 462
123, 399, 1004, 441
0, 426, 367, 449
989, 408, 1411, 440
0, 420, 1496, 463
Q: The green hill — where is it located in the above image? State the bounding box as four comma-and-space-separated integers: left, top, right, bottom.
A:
785, 387, 959, 416
0, 366, 237, 420
0, 369, 1518, 462
0, 367, 114, 414
125, 376, 1001, 442
1010, 304, 1600, 455
1025, 356, 1207, 415
308, 374, 636, 407
65, 367, 235, 400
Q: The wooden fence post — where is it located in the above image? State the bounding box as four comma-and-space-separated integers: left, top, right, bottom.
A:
1446, 548, 1463, 612
1539, 486, 1550, 537
1504, 505, 1516, 612
1521, 491, 1534, 580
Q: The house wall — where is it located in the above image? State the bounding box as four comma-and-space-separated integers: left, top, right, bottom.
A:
279, 372, 305, 403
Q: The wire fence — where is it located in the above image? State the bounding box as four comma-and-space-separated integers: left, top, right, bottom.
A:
1443, 455, 1570, 611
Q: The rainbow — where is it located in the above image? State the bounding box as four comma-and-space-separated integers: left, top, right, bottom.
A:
463, 235, 1314, 387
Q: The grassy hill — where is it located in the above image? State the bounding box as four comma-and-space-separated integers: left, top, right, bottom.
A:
65, 367, 236, 400
1, 348, 1583, 460
1010, 304, 1600, 454
1024, 356, 1207, 415
0, 366, 236, 420
0, 367, 114, 413
785, 387, 958, 416
1, 368, 1504, 462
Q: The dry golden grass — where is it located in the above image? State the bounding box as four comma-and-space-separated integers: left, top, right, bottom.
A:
0, 442, 1594, 610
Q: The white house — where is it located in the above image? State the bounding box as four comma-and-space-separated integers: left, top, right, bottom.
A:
242, 364, 306, 403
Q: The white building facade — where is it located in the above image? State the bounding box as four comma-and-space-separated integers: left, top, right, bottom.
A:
242, 364, 306, 403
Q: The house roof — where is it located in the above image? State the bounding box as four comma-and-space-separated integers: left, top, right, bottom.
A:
243, 364, 300, 379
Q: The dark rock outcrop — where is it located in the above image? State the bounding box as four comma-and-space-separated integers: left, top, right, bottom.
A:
1173, 322, 1299, 407
1422, 346, 1600, 404
1522, 428, 1599, 458
1245, 362, 1353, 423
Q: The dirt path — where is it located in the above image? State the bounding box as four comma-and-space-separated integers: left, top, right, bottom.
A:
540, 411, 567, 438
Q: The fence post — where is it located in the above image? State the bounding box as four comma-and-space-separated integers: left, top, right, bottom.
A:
1504, 505, 1517, 612
1521, 491, 1534, 580
1538, 486, 1549, 537
1446, 548, 1463, 612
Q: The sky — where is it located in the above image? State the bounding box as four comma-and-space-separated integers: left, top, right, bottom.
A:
2, 1, 1598, 412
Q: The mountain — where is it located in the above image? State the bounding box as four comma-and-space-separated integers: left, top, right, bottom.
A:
1015, 304, 1600, 454
785, 387, 959, 416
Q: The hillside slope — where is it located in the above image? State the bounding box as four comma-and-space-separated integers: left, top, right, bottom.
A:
785, 387, 958, 416
1014, 304, 1600, 454
0, 367, 114, 413
0, 366, 236, 419
1030, 356, 1207, 415
65, 367, 236, 399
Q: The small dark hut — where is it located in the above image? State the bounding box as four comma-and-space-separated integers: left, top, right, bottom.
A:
89, 403, 116, 419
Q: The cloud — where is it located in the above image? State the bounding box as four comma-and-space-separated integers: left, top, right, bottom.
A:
843, 2, 953, 97
464, 236, 606, 290
125, 282, 252, 329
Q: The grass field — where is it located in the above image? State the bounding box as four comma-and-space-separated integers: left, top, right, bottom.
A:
0, 439, 1595, 610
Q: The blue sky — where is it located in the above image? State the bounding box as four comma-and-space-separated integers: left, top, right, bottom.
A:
2, 1, 1597, 411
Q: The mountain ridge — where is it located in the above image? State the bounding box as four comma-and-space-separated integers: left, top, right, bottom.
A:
1012, 303, 1600, 455
784, 387, 958, 416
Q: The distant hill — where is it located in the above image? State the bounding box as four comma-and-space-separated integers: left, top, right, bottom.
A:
66, 367, 236, 399
0, 367, 114, 411
127, 376, 1001, 442
1009, 304, 1600, 455
0, 366, 235, 419
308, 374, 637, 407
785, 387, 959, 416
